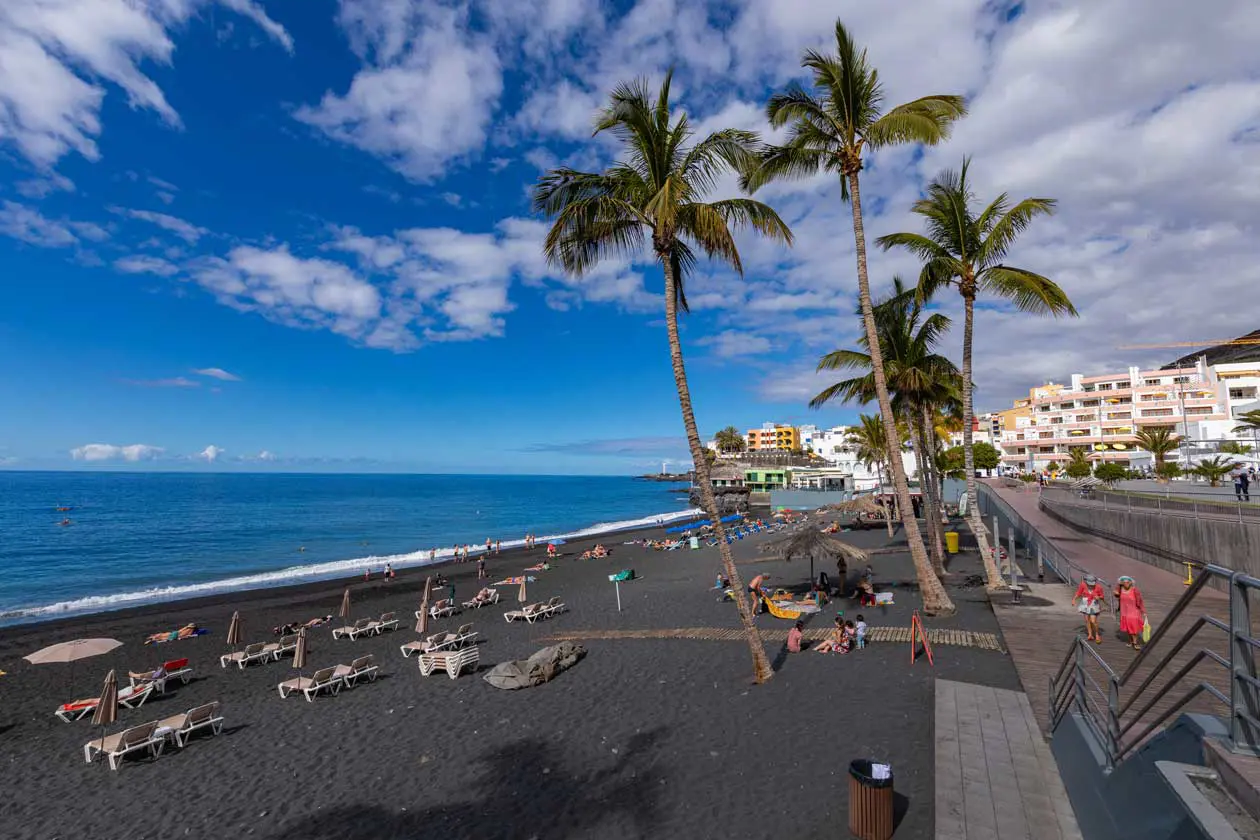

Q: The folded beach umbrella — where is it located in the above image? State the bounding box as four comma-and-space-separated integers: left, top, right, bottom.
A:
25, 638, 123, 693
292, 627, 308, 673
416, 576, 432, 634
89, 669, 119, 764
225, 611, 242, 651
518, 577, 527, 604
339, 588, 352, 624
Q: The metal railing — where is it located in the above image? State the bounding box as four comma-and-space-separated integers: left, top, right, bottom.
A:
975, 482, 1087, 586
1041, 485, 1260, 524
1049, 564, 1260, 771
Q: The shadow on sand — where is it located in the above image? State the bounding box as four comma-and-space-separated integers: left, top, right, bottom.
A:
265, 727, 669, 840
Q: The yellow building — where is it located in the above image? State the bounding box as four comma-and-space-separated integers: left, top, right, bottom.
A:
746, 424, 800, 451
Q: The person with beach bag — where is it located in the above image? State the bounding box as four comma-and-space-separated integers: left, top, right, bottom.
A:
1072, 574, 1106, 644
1113, 575, 1147, 650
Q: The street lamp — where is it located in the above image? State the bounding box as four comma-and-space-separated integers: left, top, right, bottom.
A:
1178, 378, 1190, 470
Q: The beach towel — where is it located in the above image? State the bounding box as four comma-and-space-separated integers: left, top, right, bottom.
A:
483, 642, 587, 690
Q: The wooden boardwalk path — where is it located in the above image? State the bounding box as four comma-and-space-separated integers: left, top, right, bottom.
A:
983, 481, 1233, 750
543, 625, 1003, 650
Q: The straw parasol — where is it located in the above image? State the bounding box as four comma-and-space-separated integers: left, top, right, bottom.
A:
90, 669, 119, 763
225, 611, 242, 652
415, 576, 432, 634
760, 529, 871, 586
338, 588, 352, 625
25, 638, 123, 693
826, 495, 886, 516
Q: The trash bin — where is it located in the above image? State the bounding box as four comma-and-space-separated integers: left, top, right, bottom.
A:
944, 531, 959, 554
848, 759, 894, 840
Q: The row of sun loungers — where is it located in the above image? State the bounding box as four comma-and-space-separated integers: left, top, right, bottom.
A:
332, 612, 399, 640
82, 701, 223, 770
504, 596, 566, 624
276, 655, 379, 702
219, 634, 302, 669
400, 623, 478, 657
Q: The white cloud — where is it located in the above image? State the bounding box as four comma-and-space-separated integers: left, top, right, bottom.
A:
197, 444, 224, 462
70, 443, 164, 462
295, 3, 502, 181
123, 376, 199, 388
193, 367, 242, 381
0, 0, 292, 170
116, 208, 208, 243
256, 449, 276, 461
114, 255, 179, 276
695, 330, 773, 358
15, 172, 75, 198
0, 200, 104, 247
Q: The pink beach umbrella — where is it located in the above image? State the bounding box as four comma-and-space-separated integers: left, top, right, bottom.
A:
416, 576, 432, 634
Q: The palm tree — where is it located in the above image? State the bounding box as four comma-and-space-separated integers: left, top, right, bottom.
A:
1065, 447, 1092, 479
1234, 410, 1260, 454
1193, 456, 1237, 487
876, 158, 1077, 591
715, 426, 746, 453
811, 278, 961, 580
742, 20, 966, 615
1134, 427, 1182, 470
846, 415, 894, 537
532, 74, 792, 684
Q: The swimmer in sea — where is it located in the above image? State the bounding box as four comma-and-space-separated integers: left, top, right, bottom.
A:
58, 518, 71, 526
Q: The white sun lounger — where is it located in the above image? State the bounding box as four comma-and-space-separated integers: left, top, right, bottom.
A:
262, 634, 299, 661
540, 596, 567, 618
157, 701, 224, 748
55, 682, 154, 723
332, 618, 375, 640
428, 599, 458, 619
418, 646, 479, 679
220, 642, 271, 669
462, 590, 500, 609
83, 721, 165, 770
277, 666, 342, 702
333, 655, 379, 688
365, 612, 398, 634
402, 623, 477, 657
504, 603, 545, 623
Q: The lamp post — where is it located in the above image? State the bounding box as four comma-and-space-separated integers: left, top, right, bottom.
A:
1178, 378, 1190, 471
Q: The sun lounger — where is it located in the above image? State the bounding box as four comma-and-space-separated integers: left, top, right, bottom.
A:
157, 701, 224, 748
277, 666, 342, 702
462, 590, 500, 609
128, 657, 194, 693
333, 655, 379, 688
263, 634, 299, 660
57, 688, 151, 722
332, 618, 375, 640
366, 612, 399, 633
418, 646, 479, 679
220, 642, 271, 669
429, 599, 458, 619
540, 596, 567, 618
504, 603, 545, 623
83, 721, 165, 770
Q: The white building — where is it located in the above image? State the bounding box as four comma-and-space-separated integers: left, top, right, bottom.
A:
801, 424, 918, 490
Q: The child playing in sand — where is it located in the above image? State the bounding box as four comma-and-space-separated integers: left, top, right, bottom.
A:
787, 621, 806, 653
855, 615, 868, 649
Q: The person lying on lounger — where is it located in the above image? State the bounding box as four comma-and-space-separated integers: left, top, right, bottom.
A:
144, 623, 199, 644
128, 665, 167, 684
273, 615, 333, 635
471, 588, 496, 603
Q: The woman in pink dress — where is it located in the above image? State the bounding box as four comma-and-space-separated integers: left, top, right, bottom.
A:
1114, 575, 1147, 649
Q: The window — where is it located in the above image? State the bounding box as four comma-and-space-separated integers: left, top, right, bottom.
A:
1039, 432, 1054, 439
1075, 414, 1094, 423
1144, 378, 1162, 386
1097, 383, 1113, 391
1051, 418, 1064, 424
1186, 406, 1213, 415
1081, 400, 1100, 407
1142, 409, 1174, 417
1106, 412, 1131, 420
1082, 385, 1096, 392
1173, 376, 1190, 384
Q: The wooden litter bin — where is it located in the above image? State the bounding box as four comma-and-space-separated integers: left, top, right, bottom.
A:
848, 759, 894, 840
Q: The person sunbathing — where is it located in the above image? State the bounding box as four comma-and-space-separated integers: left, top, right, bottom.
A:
473, 588, 495, 602
274, 615, 333, 635
144, 623, 198, 644
128, 665, 167, 684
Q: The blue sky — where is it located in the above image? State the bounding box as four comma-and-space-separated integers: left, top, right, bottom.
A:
1, 1, 1257, 474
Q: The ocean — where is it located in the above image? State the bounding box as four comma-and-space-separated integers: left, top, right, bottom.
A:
0, 472, 698, 626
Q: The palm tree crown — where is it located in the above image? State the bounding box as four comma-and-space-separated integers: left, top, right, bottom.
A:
1134, 427, 1182, 467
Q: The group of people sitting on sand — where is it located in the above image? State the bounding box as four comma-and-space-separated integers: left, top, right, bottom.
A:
580, 544, 609, 560
786, 614, 867, 655
272, 615, 334, 636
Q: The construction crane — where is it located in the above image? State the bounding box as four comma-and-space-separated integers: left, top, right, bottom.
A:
1118, 337, 1260, 350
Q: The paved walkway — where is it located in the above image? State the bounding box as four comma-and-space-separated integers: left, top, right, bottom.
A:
543, 625, 1003, 649
935, 679, 1081, 840
982, 481, 1232, 748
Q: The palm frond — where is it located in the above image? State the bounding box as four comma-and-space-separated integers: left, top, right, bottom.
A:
977, 197, 1057, 266
865, 94, 967, 149
978, 266, 1078, 316
706, 198, 794, 246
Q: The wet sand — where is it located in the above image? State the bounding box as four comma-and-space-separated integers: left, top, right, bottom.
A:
0, 515, 1019, 839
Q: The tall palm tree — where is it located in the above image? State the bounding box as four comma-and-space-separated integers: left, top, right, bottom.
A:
812, 278, 961, 580
715, 426, 746, 453
532, 73, 792, 684
1134, 427, 1182, 469
1065, 447, 1092, 479
742, 19, 966, 615
876, 158, 1077, 591
846, 414, 895, 537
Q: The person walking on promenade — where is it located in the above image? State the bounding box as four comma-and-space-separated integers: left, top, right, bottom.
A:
1113, 575, 1147, 650
1234, 465, 1248, 502
1241, 468, 1252, 503
1073, 574, 1106, 644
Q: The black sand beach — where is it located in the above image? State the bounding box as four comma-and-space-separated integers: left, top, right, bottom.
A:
0, 516, 1019, 839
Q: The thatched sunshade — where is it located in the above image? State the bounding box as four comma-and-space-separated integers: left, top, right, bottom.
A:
825, 495, 886, 516
760, 528, 870, 585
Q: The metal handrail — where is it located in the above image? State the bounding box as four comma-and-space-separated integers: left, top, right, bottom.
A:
976, 483, 1091, 586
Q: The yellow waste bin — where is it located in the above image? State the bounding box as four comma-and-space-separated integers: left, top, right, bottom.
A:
944, 531, 959, 554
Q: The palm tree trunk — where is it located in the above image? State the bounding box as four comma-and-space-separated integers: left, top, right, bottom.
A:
875, 461, 893, 537
961, 293, 1003, 590
663, 257, 772, 683
916, 404, 947, 577
847, 172, 954, 615
906, 410, 943, 577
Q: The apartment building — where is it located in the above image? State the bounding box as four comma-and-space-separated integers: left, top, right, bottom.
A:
997, 359, 1234, 471
745, 422, 800, 451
